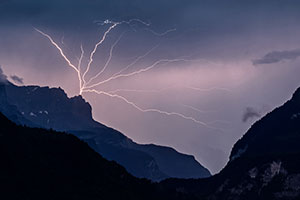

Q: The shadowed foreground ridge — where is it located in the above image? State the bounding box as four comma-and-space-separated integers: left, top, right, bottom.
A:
0, 112, 178, 200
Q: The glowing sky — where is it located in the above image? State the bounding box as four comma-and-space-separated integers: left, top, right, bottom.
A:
1, 0, 300, 173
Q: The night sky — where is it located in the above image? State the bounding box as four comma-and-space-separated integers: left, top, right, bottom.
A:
1, 0, 300, 173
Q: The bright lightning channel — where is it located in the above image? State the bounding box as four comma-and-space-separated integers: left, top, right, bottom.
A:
181, 104, 216, 114
81, 19, 152, 87
83, 58, 189, 89
35, 28, 83, 94
82, 89, 221, 131
186, 86, 232, 93
111, 45, 159, 77
84, 32, 126, 86
82, 22, 119, 87
144, 28, 177, 36
35, 19, 228, 131
78, 44, 84, 88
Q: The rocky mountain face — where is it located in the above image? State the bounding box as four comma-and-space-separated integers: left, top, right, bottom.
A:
1, 83, 210, 181
160, 87, 300, 199
0, 83, 34, 126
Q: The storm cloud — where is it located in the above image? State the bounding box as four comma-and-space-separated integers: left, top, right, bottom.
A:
242, 107, 261, 123
10, 75, 24, 84
0, 66, 7, 83
253, 49, 300, 65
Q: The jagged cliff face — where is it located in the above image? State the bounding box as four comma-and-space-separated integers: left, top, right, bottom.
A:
230, 87, 300, 161
160, 87, 300, 200
5, 84, 101, 131
1, 83, 211, 181
216, 87, 300, 200
0, 83, 34, 126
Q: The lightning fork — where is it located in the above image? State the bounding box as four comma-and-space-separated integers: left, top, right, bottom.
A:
78, 44, 84, 90
111, 45, 159, 77
181, 104, 216, 114
84, 58, 189, 89
84, 32, 126, 86
144, 28, 177, 37
82, 89, 222, 132
82, 22, 119, 86
186, 86, 232, 93
35, 28, 83, 94
82, 19, 152, 87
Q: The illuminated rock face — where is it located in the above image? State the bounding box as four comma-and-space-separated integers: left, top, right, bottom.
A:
1, 82, 211, 181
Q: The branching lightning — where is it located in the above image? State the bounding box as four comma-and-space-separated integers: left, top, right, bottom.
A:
78, 44, 84, 89
85, 32, 126, 86
111, 44, 159, 77
35, 19, 229, 131
107, 88, 164, 94
186, 86, 232, 93
144, 28, 177, 36
82, 22, 119, 86
83, 58, 189, 90
181, 104, 216, 114
35, 28, 84, 94
82, 89, 221, 131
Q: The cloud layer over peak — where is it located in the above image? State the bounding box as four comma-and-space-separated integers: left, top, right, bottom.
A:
253, 49, 300, 65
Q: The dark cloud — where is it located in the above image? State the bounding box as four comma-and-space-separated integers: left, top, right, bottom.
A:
242, 107, 261, 123
253, 49, 300, 65
10, 75, 23, 84
0, 66, 7, 83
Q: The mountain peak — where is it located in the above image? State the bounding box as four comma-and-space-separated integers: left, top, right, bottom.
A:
4, 83, 100, 131
2, 82, 211, 181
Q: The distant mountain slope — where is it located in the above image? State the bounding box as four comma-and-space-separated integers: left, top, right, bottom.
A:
2, 83, 210, 181
0, 111, 180, 200
0, 83, 34, 126
161, 87, 300, 199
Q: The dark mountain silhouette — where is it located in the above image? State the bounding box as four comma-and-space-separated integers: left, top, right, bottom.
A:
1, 82, 210, 181
0, 111, 186, 200
160, 87, 300, 199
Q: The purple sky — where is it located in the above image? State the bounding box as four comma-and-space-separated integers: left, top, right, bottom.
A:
1, 0, 300, 173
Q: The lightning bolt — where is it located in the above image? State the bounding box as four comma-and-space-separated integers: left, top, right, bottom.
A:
181, 104, 216, 114
35, 19, 171, 94
84, 32, 126, 86
82, 19, 152, 87
107, 85, 231, 95
82, 89, 221, 131
107, 88, 163, 94
186, 86, 232, 93
144, 28, 177, 36
180, 104, 231, 128
78, 44, 84, 89
111, 44, 159, 77
82, 22, 119, 86
35, 19, 230, 131
83, 58, 189, 89
35, 28, 83, 94
95, 19, 151, 27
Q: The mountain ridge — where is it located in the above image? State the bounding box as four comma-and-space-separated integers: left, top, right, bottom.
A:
160, 86, 300, 199
1, 82, 211, 181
